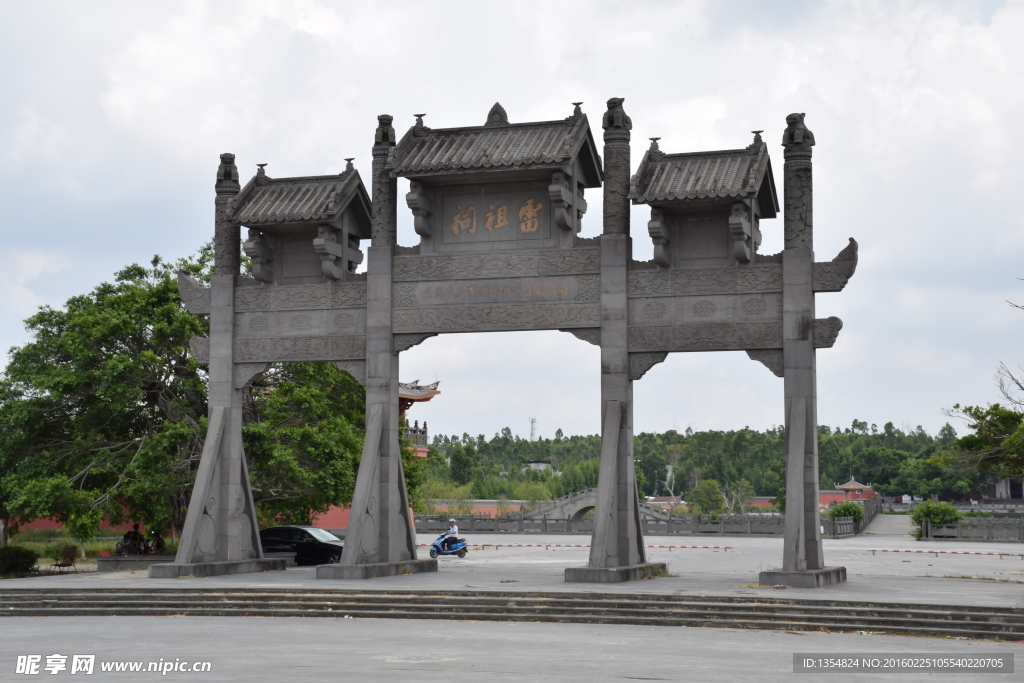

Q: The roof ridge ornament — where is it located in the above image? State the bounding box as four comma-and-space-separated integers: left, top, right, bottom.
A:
412, 113, 430, 137
746, 130, 764, 155
485, 102, 509, 127
565, 101, 583, 123
647, 137, 665, 162
255, 163, 270, 186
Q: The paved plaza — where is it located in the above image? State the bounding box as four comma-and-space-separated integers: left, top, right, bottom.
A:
1, 527, 1021, 681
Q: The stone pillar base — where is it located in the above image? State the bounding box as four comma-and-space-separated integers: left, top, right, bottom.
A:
759, 566, 847, 588
148, 558, 286, 579
564, 562, 667, 583
316, 559, 437, 580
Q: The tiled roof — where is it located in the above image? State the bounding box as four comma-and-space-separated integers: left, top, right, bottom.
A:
630, 134, 777, 215
390, 105, 601, 186
231, 167, 365, 226
399, 380, 441, 401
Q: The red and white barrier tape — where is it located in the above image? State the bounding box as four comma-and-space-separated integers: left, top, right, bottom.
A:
417, 543, 730, 551
869, 548, 1024, 558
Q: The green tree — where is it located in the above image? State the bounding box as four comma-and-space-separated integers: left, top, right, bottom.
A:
828, 500, 864, 522
691, 479, 725, 517
910, 500, 963, 537
0, 251, 366, 540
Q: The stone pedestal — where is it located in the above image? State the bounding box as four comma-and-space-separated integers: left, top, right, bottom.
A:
149, 558, 285, 579
317, 558, 437, 580
759, 566, 847, 589
565, 562, 667, 584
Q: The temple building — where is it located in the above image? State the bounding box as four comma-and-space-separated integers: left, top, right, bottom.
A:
399, 380, 441, 457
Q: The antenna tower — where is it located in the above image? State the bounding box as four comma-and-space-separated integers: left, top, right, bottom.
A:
530, 417, 537, 441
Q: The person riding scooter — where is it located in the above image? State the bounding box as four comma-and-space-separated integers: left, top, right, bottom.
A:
442, 518, 459, 551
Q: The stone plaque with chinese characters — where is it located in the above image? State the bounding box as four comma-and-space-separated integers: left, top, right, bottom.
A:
437, 182, 557, 253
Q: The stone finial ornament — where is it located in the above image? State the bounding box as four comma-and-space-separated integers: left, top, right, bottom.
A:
375, 115, 396, 147
255, 163, 269, 186
344, 158, 354, 172
216, 153, 240, 195
746, 130, 764, 155
484, 102, 509, 127
647, 137, 665, 162
412, 114, 429, 137
782, 113, 814, 147
602, 97, 632, 132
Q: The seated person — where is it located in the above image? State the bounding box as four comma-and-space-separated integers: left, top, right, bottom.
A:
443, 518, 459, 550
148, 530, 166, 554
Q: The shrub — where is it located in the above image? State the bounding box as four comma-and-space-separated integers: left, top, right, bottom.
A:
0, 546, 40, 574
828, 501, 865, 522
910, 500, 963, 537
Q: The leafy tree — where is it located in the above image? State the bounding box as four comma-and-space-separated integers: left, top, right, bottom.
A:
0, 250, 366, 539
513, 482, 552, 508
828, 500, 864, 522
691, 479, 725, 517
910, 500, 963, 537
949, 402, 1024, 480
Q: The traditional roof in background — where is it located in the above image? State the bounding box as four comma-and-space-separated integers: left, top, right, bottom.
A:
629, 132, 778, 218
230, 161, 371, 233
399, 380, 441, 402
390, 103, 603, 187
837, 479, 872, 490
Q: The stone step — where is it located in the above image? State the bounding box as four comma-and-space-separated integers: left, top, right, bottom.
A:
0, 589, 1020, 640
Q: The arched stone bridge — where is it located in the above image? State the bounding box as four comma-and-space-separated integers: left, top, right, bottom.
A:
521, 488, 671, 522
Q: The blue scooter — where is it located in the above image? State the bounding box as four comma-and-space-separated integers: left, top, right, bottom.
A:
429, 532, 468, 559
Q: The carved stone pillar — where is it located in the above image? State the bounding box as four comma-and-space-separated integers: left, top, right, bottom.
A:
323, 116, 433, 579
567, 99, 664, 582
153, 154, 271, 577
760, 114, 846, 588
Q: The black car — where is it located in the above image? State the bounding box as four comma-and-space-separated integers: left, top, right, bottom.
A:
259, 526, 344, 566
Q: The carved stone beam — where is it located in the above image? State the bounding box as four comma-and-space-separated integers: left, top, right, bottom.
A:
812, 316, 843, 348
242, 229, 275, 283
647, 208, 670, 268
314, 225, 347, 280
549, 172, 575, 232
729, 201, 753, 262
177, 271, 211, 315
813, 238, 859, 292
393, 333, 437, 353
560, 327, 600, 346
335, 360, 366, 385
629, 352, 667, 380
746, 349, 783, 377
406, 180, 432, 238
234, 362, 270, 389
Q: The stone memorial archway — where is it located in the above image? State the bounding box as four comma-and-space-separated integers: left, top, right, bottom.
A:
156, 100, 857, 587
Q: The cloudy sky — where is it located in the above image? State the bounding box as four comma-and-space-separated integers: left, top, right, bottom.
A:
2, 0, 1021, 442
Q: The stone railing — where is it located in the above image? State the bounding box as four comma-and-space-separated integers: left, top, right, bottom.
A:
921, 517, 1024, 543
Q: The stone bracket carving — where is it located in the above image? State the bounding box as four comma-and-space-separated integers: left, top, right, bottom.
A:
177, 271, 211, 315
729, 201, 754, 262
628, 322, 782, 353
560, 327, 600, 346
647, 208, 670, 268
313, 225, 356, 280
234, 362, 270, 389
629, 352, 667, 380
189, 336, 210, 363
406, 180, 432, 238
393, 333, 437, 353
746, 349, 783, 377
242, 229, 275, 283
812, 316, 843, 348
813, 238, 859, 292
335, 360, 366, 385
548, 172, 578, 232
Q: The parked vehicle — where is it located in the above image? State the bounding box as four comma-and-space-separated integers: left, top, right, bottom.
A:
259, 526, 344, 566
429, 531, 468, 559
